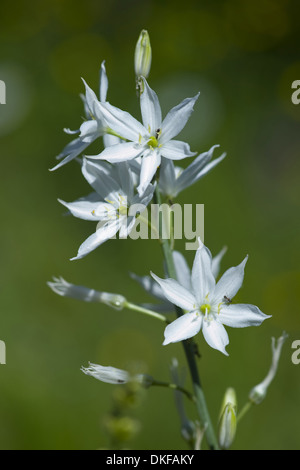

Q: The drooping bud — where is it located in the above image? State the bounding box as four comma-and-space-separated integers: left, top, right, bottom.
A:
134, 30, 152, 80
47, 277, 126, 310
218, 387, 237, 450
249, 332, 288, 405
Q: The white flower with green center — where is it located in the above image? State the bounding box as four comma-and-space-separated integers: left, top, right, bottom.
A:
130, 246, 227, 313
151, 242, 271, 355
59, 159, 155, 260
87, 78, 200, 196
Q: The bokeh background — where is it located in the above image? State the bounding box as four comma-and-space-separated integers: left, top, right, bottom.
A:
0, 0, 299, 450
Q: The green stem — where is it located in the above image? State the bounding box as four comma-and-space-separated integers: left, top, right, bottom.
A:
151, 379, 195, 402
237, 401, 253, 424
124, 301, 168, 323
153, 184, 219, 450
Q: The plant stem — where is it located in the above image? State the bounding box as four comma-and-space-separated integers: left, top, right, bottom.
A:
124, 301, 168, 323
237, 401, 253, 424
151, 379, 196, 402
153, 184, 219, 450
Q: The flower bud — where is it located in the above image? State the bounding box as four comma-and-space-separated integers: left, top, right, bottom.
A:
134, 30, 152, 79
249, 332, 288, 405
48, 276, 126, 310
218, 388, 237, 450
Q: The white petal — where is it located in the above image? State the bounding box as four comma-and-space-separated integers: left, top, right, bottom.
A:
213, 256, 248, 303
202, 319, 229, 356
140, 78, 162, 133
194, 151, 226, 180
160, 140, 196, 160
219, 303, 271, 328
211, 246, 227, 279
71, 220, 119, 260
99, 60, 108, 102
137, 150, 161, 196
150, 273, 196, 311
79, 120, 100, 142
191, 243, 216, 304
173, 145, 221, 194
58, 196, 101, 221
129, 272, 169, 302
95, 101, 147, 142
81, 158, 121, 202
173, 251, 192, 291
88, 142, 144, 163
160, 93, 200, 143
81, 78, 99, 116
50, 138, 90, 171
116, 162, 134, 201
158, 158, 177, 196
163, 311, 202, 345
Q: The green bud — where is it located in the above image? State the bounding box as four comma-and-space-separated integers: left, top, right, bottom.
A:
134, 30, 152, 80
218, 388, 237, 450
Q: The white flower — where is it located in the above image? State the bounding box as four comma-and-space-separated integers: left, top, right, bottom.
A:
159, 145, 226, 199
86, 78, 200, 196
50, 61, 119, 171
59, 159, 155, 260
130, 246, 227, 312
47, 276, 126, 310
81, 363, 149, 385
151, 241, 271, 355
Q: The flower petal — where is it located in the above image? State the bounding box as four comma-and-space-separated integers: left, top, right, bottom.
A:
71, 219, 120, 260
95, 101, 147, 142
213, 256, 248, 303
151, 272, 196, 311
202, 319, 229, 356
160, 93, 200, 144
79, 120, 100, 142
173, 251, 192, 291
81, 158, 121, 202
140, 78, 162, 133
191, 242, 216, 304
99, 60, 108, 102
211, 246, 227, 279
158, 158, 177, 196
50, 138, 91, 171
58, 195, 101, 221
137, 149, 161, 196
88, 141, 144, 163
163, 311, 202, 345
160, 140, 197, 161
219, 303, 271, 328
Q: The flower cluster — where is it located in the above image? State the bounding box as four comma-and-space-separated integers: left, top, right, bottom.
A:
49, 30, 277, 450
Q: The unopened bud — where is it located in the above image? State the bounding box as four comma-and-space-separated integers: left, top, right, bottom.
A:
134, 30, 152, 80
218, 388, 237, 450
249, 332, 288, 405
48, 276, 126, 310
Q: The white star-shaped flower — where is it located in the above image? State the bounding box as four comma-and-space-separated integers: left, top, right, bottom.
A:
151, 242, 271, 355
87, 78, 200, 196
59, 159, 155, 260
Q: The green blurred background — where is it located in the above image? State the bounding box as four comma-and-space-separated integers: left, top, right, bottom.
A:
0, 0, 299, 450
